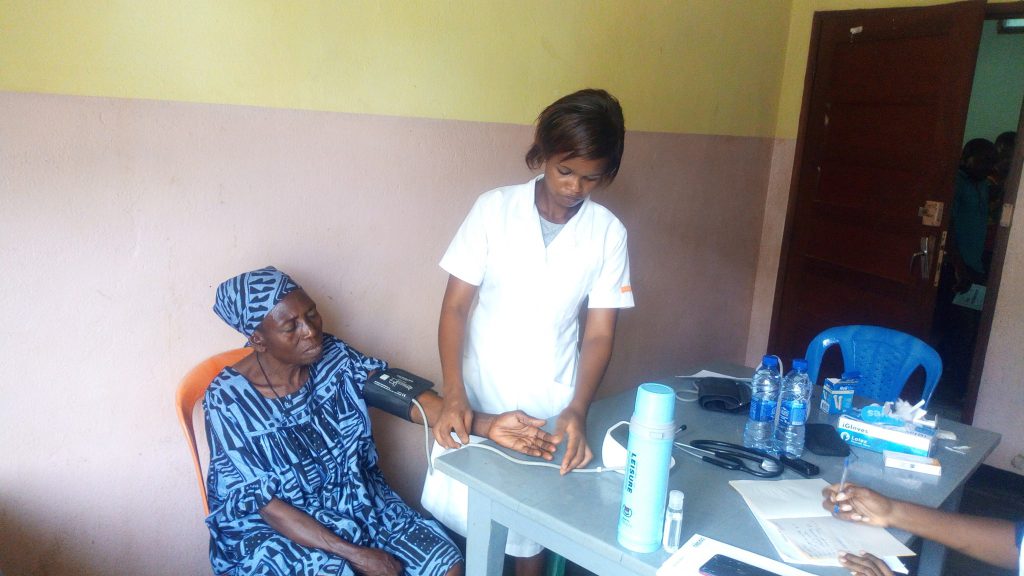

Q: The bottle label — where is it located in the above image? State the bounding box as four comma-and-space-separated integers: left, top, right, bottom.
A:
749, 397, 776, 421
778, 400, 807, 426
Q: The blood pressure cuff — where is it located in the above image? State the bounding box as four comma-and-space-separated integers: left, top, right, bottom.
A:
364, 368, 434, 421
805, 423, 850, 457
696, 377, 751, 413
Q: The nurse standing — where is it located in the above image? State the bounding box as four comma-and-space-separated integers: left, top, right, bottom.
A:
421, 89, 634, 575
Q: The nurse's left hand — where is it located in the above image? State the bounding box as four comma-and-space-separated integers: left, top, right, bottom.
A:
555, 407, 592, 475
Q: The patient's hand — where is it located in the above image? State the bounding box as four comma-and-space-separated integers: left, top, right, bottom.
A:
485, 411, 558, 460
348, 546, 402, 576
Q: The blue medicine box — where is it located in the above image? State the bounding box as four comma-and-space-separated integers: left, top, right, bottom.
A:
836, 414, 935, 457
820, 377, 855, 414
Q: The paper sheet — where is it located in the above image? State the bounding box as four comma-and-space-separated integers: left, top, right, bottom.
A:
768, 517, 914, 561
678, 370, 751, 381
658, 534, 816, 576
952, 283, 986, 310
730, 479, 911, 572
730, 479, 830, 520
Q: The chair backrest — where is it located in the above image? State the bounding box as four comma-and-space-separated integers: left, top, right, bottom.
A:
805, 325, 942, 407
175, 348, 252, 515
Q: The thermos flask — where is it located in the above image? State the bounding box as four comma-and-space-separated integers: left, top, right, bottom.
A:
616, 382, 676, 552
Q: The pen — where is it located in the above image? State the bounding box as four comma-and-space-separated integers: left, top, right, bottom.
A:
833, 455, 850, 514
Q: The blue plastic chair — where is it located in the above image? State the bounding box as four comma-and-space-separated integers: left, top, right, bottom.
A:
805, 325, 942, 407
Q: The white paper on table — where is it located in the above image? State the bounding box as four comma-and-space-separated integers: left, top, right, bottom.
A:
657, 533, 816, 576
674, 370, 751, 401
768, 517, 914, 561
677, 370, 751, 381
730, 479, 911, 572
952, 283, 985, 310
731, 479, 832, 520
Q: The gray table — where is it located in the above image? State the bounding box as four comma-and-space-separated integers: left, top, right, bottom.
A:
435, 362, 1001, 576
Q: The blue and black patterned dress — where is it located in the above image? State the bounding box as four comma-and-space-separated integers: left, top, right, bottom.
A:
204, 334, 461, 576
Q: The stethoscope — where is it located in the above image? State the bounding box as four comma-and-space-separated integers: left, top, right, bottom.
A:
673, 439, 784, 478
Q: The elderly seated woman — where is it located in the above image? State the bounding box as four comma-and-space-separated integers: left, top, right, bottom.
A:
206, 266, 558, 576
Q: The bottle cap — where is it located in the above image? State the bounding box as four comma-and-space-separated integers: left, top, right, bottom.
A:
668, 490, 685, 509
633, 383, 676, 425
792, 358, 808, 371
762, 355, 779, 367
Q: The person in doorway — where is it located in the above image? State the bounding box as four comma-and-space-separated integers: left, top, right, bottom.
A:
950, 138, 997, 291
822, 482, 1022, 576
933, 138, 998, 403
421, 88, 634, 576
204, 266, 557, 576
989, 131, 1017, 228
993, 131, 1016, 186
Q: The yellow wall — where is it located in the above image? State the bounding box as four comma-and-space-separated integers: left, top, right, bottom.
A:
0, 0, 790, 137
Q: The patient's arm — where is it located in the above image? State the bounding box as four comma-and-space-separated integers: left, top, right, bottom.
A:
410, 390, 557, 459
474, 410, 558, 460
259, 498, 402, 576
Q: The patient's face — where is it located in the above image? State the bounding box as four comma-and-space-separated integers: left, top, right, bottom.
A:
255, 290, 324, 366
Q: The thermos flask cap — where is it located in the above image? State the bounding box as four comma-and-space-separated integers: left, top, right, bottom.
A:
633, 383, 676, 425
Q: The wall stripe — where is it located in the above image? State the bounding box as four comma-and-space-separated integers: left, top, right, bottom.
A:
0, 0, 791, 137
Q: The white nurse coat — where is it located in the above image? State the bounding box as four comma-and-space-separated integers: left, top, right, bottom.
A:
421, 176, 634, 556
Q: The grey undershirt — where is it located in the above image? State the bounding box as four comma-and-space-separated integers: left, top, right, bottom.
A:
539, 215, 565, 246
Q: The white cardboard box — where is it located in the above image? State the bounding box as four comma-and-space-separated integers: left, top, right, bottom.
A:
883, 450, 942, 476
836, 414, 935, 456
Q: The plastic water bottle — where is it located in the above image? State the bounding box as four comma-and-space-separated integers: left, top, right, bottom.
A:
616, 383, 676, 553
775, 358, 812, 457
661, 490, 685, 553
743, 355, 781, 453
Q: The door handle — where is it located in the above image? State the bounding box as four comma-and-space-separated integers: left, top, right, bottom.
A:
909, 236, 932, 280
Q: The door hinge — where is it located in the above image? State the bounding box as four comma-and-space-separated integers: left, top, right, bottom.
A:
1000, 203, 1014, 228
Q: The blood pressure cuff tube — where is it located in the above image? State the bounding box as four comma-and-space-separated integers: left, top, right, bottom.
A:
364, 368, 434, 421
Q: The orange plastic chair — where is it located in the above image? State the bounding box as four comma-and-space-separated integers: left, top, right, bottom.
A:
175, 348, 252, 515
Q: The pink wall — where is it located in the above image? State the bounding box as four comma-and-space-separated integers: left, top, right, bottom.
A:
0, 91, 772, 574
973, 171, 1024, 471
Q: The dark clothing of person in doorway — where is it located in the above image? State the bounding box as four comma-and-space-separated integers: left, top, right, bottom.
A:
933, 139, 997, 405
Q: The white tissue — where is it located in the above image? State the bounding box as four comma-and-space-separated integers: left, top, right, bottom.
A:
884, 399, 936, 429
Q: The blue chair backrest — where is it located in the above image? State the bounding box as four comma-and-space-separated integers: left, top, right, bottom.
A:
805, 325, 942, 407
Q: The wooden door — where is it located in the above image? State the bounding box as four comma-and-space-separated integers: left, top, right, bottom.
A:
770, 2, 985, 364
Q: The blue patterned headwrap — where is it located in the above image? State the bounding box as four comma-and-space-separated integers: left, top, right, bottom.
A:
213, 266, 301, 337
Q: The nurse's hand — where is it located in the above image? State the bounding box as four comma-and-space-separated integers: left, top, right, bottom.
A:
822, 483, 895, 527
485, 411, 558, 459
433, 394, 474, 449
837, 552, 893, 576
555, 406, 592, 474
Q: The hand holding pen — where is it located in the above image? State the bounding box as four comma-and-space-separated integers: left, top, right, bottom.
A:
822, 482, 897, 528
833, 455, 851, 514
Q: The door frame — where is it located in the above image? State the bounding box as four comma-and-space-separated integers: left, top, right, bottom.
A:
769, 1, 1024, 424
963, 2, 1024, 423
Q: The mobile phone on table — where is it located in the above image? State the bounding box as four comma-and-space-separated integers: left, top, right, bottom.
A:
698, 554, 782, 576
